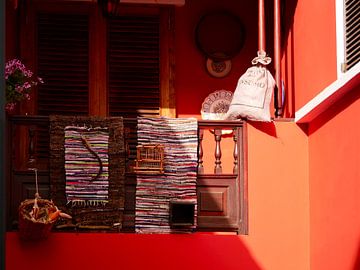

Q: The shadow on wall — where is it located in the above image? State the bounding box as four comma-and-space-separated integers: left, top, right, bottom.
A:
353, 240, 360, 270
6, 232, 263, 270
308, 84, 360, 135
247, 120, 277, 138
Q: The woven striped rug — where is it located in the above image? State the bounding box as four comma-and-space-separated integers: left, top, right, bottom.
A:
135, 117, 198, 233
49, 115, 125, 231
64, 126, 109, 206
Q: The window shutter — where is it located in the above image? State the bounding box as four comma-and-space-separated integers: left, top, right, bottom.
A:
108, 15, 160, 117
344, 0, 360, 71
37, 13, 89, 115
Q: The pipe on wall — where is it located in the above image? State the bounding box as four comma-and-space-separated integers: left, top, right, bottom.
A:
258, 0, 283, 117
258, 0, 266, 52
274, 0, 283, 117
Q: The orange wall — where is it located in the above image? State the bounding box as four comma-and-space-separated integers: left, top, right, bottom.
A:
283, 0, 337, 112
242, 121, 310, 270
308, 85, 360, 270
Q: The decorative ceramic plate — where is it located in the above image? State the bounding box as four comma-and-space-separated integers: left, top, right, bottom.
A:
201, 90, 233, 120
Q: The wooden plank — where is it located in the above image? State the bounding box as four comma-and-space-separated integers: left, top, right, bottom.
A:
89, 5, 107, 116
159, 7, 176, 117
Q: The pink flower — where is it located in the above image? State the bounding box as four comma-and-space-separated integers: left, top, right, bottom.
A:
4, 59, 44, 112
23, 82, 32, 89
5, 102, 16, 112
15, 85, 24, 93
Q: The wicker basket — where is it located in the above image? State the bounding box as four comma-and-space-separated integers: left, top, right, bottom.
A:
18, 198, 58, 240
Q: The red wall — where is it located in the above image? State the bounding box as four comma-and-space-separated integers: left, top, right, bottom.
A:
175, 0, 257, 117
283, 0, 338, 113
6, 233, 262, 270
308, 85, 360, 270
285, 0, 360, 268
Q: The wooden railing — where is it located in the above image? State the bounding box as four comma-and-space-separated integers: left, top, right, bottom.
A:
197, 120, 246, 175
6, 115, 247, 233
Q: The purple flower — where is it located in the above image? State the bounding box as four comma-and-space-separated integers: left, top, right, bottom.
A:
23, 82, 32, 89
15, 85, 24, 93
5, 102, 16, 112
4, 59, 44, 112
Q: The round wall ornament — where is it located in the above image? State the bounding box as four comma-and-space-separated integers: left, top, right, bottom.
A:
195, 11, 246, 61
206, 57, 232, 78
201, 90, 233, 120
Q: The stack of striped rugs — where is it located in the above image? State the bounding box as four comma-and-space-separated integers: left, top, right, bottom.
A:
135, 117, 198, 233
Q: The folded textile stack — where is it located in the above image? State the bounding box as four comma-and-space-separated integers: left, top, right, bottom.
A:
135, 117, 198, 233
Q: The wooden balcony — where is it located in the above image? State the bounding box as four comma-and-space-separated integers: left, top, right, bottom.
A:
6, 115, 247, 234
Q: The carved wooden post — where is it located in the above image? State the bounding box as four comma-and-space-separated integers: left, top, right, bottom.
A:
198, 129, 204, 174
214, 128, 222, 174
233, 128, 238, 174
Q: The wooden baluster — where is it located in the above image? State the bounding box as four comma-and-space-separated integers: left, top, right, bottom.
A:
198, 129, 204, 174
214, 129, 222, 174
27, 127, 36, 168
233, 128, 238, 174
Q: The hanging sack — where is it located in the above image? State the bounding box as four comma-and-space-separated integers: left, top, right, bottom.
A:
226, 51, 275, 122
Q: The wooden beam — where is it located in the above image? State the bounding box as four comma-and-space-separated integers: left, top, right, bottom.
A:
89, 4, 107, 116
160, 7, 176, 117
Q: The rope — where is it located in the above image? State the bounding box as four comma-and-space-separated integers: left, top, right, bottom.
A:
252, 50, 272, 66
29, 168, 40, 199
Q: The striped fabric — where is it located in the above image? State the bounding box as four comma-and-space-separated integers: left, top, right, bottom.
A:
135, 117, 198, 233
64, 126, 109, 206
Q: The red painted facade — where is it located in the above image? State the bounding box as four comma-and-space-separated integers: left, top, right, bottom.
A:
5, 0, 360, 269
